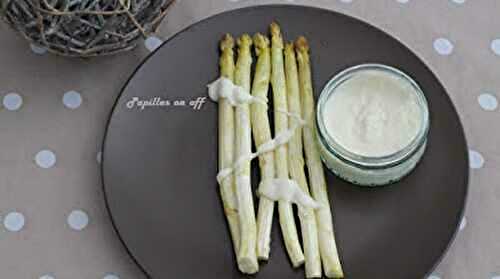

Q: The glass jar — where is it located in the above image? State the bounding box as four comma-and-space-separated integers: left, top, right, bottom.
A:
316, 64, 430, 187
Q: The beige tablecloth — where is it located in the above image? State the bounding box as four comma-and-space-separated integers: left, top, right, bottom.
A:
1, 0, 499, 278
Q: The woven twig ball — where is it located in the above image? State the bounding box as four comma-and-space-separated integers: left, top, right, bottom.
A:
0, 0, 174, 57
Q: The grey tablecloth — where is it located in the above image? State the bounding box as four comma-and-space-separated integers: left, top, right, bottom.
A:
1, 0, 499, 278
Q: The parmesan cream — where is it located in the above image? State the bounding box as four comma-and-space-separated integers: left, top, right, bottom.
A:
208, 77, 318, 205
322, 69, 423, 158
258, 179, 321, 209
208, 77, 266, 106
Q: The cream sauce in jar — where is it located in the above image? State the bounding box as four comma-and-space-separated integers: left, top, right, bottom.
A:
316, 64, 430, 186
323, 69, 423, 158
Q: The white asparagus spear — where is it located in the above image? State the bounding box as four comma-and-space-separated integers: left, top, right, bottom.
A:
270, 22, 305, 268
234, 34, 259, 274
218, 34, 240, 258
296, 36, 344, 278
285, 41, 322, 278
250, 33, 275, 260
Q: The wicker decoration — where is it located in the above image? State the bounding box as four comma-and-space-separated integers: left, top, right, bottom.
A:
0, 0, 174, 57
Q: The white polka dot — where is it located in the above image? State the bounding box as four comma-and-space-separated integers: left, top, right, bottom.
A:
145, 36, 163, 52
397, 0, 409, 3
2, 93, 23, 111
35, 150, 56, 169
491, 39, 500, 56
3, 212, 25, 232
67, 210, 89, 231
427, 275, 441, 279
433, 38, 454, 55
97, 151, 102, 164
30, 43, 48, 55
478, 93, 498, 111
451, 0, 465, 4
469, 149, 484, 169
459, 217, 467, 231
39, 275, 55, 279
103, 274, 120, 279
63, 91, 82, 109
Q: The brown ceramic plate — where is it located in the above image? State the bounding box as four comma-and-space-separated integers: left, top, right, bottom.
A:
102, 5, 468, 279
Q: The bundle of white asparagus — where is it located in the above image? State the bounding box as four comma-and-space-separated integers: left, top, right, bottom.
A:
209, 22, 344, 278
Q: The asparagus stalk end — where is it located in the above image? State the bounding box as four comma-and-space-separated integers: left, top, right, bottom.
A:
237, 258, 259, 275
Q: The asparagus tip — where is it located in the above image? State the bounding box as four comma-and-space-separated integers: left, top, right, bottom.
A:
253, 33, 269, 54
295, 36, 309, 52
237, 33, 253, 48
270, 21, 281, 34
270, 21, 284, 48
285, 41, 295, 53
220, 33, 235, 51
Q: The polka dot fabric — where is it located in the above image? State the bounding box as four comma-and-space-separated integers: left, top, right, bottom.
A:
433, 38, 454, 56
62, 91, 82, 109
35, 150, 57, 169
3, 212, 25, 232
67, 210, 89, 231
2, 92, 23, 111
0, 0, 498, 278
144, 36, 164, 52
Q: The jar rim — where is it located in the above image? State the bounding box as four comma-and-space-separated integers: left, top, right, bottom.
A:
316, 63, 430, 169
